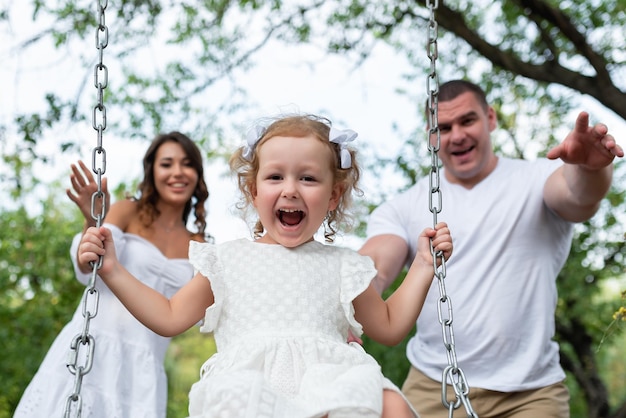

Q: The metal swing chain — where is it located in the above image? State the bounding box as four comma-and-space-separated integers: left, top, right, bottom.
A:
64, 1, 109, 417
425, 1, 478, 417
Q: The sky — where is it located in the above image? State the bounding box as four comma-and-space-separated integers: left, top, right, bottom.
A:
2, 2, 625, 248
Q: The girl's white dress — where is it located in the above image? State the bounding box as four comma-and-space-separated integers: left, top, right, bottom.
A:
14, 224, 193, 418
187, 238, 418, 418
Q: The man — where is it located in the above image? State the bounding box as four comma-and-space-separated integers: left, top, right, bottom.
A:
359, 80, 623, 417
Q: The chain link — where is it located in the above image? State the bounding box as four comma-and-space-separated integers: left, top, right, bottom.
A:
425, 1, 478, 417
64, 1, 109, 417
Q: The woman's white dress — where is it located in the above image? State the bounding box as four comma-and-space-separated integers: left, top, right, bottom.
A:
187, 238, 418, 418
14, 224, 193, 418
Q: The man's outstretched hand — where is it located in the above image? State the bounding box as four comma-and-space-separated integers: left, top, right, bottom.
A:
547, 112, 623, 170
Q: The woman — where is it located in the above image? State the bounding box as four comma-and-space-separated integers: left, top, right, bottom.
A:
14, 132, 209, 418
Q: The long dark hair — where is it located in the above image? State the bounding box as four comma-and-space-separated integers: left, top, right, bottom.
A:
136, 132, 209, 235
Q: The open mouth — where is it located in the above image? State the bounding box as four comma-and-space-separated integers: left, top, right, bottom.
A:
277, 209, 305, 226
168, 182, 189, 191
451, 145, 474, 156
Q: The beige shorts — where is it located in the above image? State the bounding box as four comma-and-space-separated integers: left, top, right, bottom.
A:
401, 366, 570, 418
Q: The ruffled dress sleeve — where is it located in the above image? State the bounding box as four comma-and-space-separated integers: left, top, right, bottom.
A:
339, 249, 378, 337
70, 223, 127, 286
188, 240, 225, 334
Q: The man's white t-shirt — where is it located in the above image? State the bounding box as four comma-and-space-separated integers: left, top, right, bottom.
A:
366, 157, 573, 392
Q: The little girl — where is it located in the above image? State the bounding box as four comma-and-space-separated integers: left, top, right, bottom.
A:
78, 114, 452, 417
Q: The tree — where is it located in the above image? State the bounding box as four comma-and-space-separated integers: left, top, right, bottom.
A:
2, 1, 625, 417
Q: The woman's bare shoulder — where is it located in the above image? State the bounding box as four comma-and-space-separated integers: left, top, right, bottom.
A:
105, 199, 138, 231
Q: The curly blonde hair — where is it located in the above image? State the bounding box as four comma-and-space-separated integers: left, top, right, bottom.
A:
229, 114, 362, 242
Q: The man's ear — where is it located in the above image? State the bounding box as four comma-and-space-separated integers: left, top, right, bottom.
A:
487, 106, 498, 132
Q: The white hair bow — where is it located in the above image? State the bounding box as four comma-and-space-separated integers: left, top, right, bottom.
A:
242, 124, 267, 161
329, 127, 358, 169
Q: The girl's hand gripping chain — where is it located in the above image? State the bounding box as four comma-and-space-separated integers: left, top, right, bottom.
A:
77, 226, 119, 278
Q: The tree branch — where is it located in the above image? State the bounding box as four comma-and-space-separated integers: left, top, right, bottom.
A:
429, 1, 626, 119
513, 0, 612, 80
